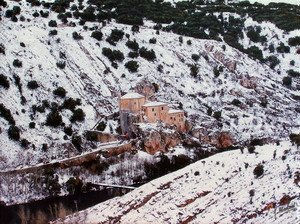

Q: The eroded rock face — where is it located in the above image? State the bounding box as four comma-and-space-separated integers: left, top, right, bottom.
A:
192, 128, 235, 149
240, 76, 257, 89
134, 80, 156, 100
142, 129, 181, 154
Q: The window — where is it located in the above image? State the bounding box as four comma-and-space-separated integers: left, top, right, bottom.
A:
152, 108, 154, 112
161, 107, 164, 110
154, 113, 156, 116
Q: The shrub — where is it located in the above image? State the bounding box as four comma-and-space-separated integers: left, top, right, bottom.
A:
128, 51, 139, 58
80, 6, 96, 21
253, 164, 264, 178
288, 36, 300, 46
0, 103, 15, 125
49, 30, 58, 36
53, 87, 67, 98
21, 139, 30, 148
70, 108, 85, 122
248, 146, 255, 154
0, 0, 7, 7
149, 37, 157, 44
0, 74, 9, 89
0, 43, 5, 54
247, 46, 263, 61
13, 59, 22, 68
66, 177, 83, 195
187, 40, 192, 45
33, 11, 39, 17
139, 47, 156, 61
91, 30, 103, 41
179, 36, 183, 43
282, 76, 292, 86
266, 55, 280, 69
213, 66, 220, 77
213, 111, 222, 120
8, 125, 20, 141
72, 135, 82, 151
289, 133, 300, 146
231, 99, 241, 106
287, 69, 300, 78
268, 43, 275, 53
277, 42, 290, 53
191, 54, 200, 61
102, 48, 124, 62
48, 20, 57, 27
246, 26, 266, 43
46, 111, 63, 127
125, 60, 139, 73
131, 25, 139, 33
62, 98, 81, 111
29, 122, 36, 129
107, 29, 124, 43
190, 64, 199, 78
56, 61, 66, 69
96, 121, 106, 131
290, 60, 295, 66
72, 32, 83, 40
126, 40, 139, 51
64, 126, 73, 136
27, 80, 39, 89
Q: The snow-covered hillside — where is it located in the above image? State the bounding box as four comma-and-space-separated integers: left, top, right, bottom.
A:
0, 0, 299, 170
54, 140, 300, 224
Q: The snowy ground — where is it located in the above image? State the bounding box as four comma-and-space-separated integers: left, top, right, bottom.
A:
54, 140, 300, 224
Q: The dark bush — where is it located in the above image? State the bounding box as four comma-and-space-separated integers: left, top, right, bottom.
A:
0, 74, 9, 89
46, 111, 63, 127
56, 61, 66, 69
40, 10, 49, 18
21, 139, 30, 148
64, 126, 73, 136
128, 51, 139, 58
191, 54, 200, 61
0, 103, 15, 125
70, 108, 85, 122
126, 40, 139, 51
213, 66, 220, 77
266, 55, 280, 69
96, 121, 106, 131
72, 135, 82, 151
27, 80, 39, 89
213, 111, 222, 120
48, 20, 57, 27
102, 48, 124, 62
131, 25, 139, 33
62, 98, 81, 111
49, 30, 58, 36
139, 47, 156, 61
282, 76, 292, 86
277, 42, 290, 53
190, 64, 199, 78
13, 59, 22, 68
253, 164, 264, 178
149, 37, 157, 44
287, 69, 300, 78
0, 43, 5, 54
107, 29, 124, 43
33, 11, 39, 17
125, 60, 139, 73
53, 87, 67, 98
247, 46, 263, 61
0, 0, 7, 7
248, 146, 255, 154
246, 26, 266, 43
66, 177, 83, 195
80, 6, 96, 21
8, 125, 20, 141
91, 30, 103, 41
289, 133, 300, 146
29, 122, 36, 129
231, 99, 241, 106
187, 40, 192, 45
288, 36, 300, 46
72, 32, 83, 40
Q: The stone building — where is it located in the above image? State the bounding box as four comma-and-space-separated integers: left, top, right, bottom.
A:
119, 92, 186, 135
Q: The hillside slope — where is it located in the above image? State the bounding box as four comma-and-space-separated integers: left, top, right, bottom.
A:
54, 140, 300, 224
0, 0, 299, 170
